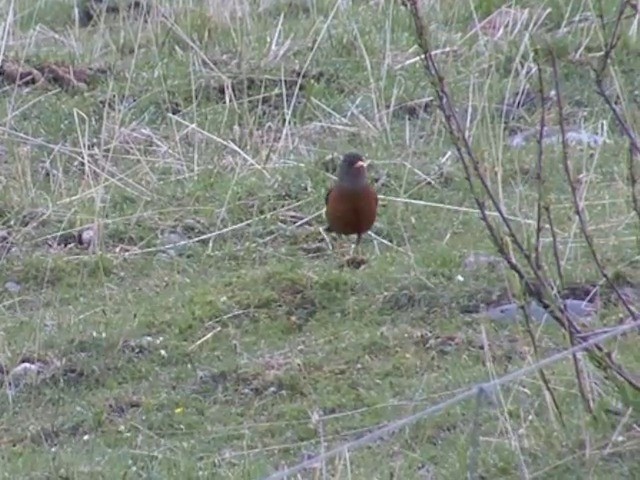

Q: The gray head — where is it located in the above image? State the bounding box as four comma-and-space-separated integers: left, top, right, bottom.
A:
337, 152, 368, 189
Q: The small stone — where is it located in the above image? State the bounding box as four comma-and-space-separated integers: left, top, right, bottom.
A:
4, 281, 21, 293
463, 252, 503, 271
77, 225, 98, 249
7, 362, 43, 393
485, 299, 596, 325
159, 230, 189, 256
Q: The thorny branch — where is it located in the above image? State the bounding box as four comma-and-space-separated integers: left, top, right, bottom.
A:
547, 54, 595, 413
533, 58, 546, 273
523, 55, 571, 420
406, 0, 640, 396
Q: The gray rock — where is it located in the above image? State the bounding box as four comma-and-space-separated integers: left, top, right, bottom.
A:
4, 281, 21, 293
159, 230, 189, 256
6, 362, 44, 394
463, 252, 503, 271
486, 299, 596, 325
509, 127, 606, 149
78, 225, 98, 249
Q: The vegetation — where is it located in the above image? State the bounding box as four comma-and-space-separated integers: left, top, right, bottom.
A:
1, 0, 639, 478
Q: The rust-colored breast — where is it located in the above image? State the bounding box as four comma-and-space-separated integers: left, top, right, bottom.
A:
325, 184, 378, 235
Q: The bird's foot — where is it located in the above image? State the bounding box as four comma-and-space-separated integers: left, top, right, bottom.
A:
342, 255, 368, 270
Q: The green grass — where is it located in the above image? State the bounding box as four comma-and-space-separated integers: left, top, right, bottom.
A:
1, 0, 640, 478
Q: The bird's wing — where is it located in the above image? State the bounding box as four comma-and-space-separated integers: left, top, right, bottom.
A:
323, 187, 334, 231
325, 186, 334, 207
371, 186, 379, 207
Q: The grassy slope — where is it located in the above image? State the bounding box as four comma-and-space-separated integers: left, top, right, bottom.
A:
1, 0, 640, 478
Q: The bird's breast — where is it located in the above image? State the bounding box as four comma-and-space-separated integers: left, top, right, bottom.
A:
326, 185, 378, 235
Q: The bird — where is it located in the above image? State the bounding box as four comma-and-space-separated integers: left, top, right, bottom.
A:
324, 152, 378, 258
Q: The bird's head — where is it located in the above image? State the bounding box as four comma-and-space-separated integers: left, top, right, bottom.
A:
337, 152, 368, 189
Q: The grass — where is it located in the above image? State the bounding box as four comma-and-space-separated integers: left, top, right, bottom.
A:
1, 0, 640, 477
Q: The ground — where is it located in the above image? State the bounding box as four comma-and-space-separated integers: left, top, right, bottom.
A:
1, 0, 640, 478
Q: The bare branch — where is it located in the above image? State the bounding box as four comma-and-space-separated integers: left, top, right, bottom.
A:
406, 0, 640, 396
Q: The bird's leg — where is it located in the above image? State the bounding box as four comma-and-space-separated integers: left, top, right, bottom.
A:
353, 233, 362, 257
342, 234, 368, 269
320, 227, 334, 251
349, 237, 356, 257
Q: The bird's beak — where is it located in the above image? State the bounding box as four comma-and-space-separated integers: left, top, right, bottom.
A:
354, 160, 367, 169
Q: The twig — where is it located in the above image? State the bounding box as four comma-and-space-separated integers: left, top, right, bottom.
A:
544, 206, 565, 287
189, 326, 222, 351
547, 53, 596, 413
379, 196, 536, 225
168, 114, 271, 179
533, 57, 546, 272
121, 198, 312, 257
521, 302, 567, 424
393, 47, 458, 70
525, 56, 567, 423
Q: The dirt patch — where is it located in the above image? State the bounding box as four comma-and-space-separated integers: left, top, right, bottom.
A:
190, 367, 297, 400
413, 331, 469, 355
44, 225, 98, 252
106, 396, 143, 419
381, 282, 452, 312
0, 61, 44, 86
278, 282, 318, 329
77, 0, 154, 27
57, 365, 89, 387
119, 335, 164, 358
27, 422, 90, 448
0, 354, 83, 394
0, 59, 107, 91
0, 229, 13, 259
342, 255, 368, 270
497, 84, 542, 125
190, 351, 303, 400
387, 98, 434, 120
0, 418, 93, 449
200, 68, 340, 121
